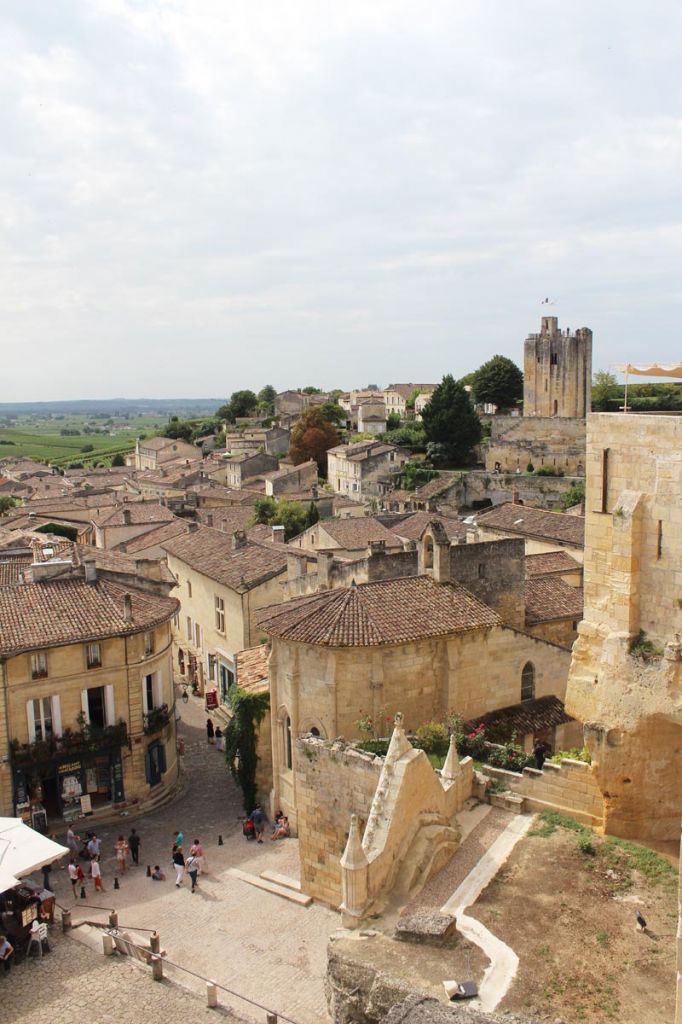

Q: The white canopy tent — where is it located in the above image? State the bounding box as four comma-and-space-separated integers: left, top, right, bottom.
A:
612, 363, 682, 411
0, 818, 69, 894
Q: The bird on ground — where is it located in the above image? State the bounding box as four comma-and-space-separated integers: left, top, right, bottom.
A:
636, 910, 647, 930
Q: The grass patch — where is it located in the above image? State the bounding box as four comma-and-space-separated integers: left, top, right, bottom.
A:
529, 810, 589, 838
601, 836, 677, 888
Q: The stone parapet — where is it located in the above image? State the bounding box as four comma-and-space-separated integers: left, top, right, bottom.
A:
481, 758, 604, 827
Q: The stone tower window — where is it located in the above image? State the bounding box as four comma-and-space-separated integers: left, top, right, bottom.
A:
424, 535, 434, 570
284, 714, 293, 770
521, 662, 535, 702
550, 352, 558, 366
553, 400, 558, 416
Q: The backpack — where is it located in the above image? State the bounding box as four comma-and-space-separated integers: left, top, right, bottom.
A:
242, 819, 255, 839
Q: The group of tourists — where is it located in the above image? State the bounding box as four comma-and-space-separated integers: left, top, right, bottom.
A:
171, 831, 205, 893
62, 828, 144, 896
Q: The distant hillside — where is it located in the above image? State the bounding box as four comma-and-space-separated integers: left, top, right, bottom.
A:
0, 398, 224, 417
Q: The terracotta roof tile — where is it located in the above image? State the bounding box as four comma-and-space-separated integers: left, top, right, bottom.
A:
525, 577, 584, 624
258, 575, 500, 647
319, 517, 403, 550
121, 519, 190, 553
476, 502, 584, 547
162, 525, 288, 592
389, 512, 466, 544
235, 645, 269, 694
93, 502, 177, 528
0, 578, 178, 657
465, 694, 574, 735
525, 551, 582, 577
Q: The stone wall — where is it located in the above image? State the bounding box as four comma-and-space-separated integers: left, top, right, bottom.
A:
527, 618, 578, 648
523, 317, 592, 418
566, 412, 682, 840
485, 416, 586, 476
481, 758, 604, 827
295, 737, 382, 907
449, 537, 525, 629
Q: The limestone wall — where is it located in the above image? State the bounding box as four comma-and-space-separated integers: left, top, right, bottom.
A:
527, 618, 578, 648
485, 416, 586, 476
482, 758, 604, 827
566, 413, 682, 840
294, 737, 382, 907
523, 318, 592, 418
449, 537, 525, 629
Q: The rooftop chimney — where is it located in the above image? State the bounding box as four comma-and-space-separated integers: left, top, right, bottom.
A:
123, 593, 133, 623
122, 508, 131, 525
271, 524, 285, 544
83, 559, 98, 584
232, 530, 247, 552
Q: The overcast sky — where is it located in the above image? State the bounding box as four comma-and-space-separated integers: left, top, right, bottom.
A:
2, 2, 681, 401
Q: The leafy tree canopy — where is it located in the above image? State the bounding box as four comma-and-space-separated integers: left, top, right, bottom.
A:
216, 390, 258, 423
471, 355, 523, 410
257, 385, 277, 413
164, 416, 194, 442
111, 453, 126, 466
592, 370, 619, 412
251, 496, 317, 540
386, 411, 402, 430
421, 374, 482, 466
319, 402, 346, 425
289, 407, 340, 475
301, 386, 322, 395
224, 685, 270, 814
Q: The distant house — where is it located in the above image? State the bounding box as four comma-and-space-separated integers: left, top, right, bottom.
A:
274, 391, 329, 420
91, 501, 177, 549
289, 516, 405, 560
383, 383, 435, 419
475, 502, 585, 561
135, 437, 198, 471
357, 399, 387, 435
327, 440, 407, 498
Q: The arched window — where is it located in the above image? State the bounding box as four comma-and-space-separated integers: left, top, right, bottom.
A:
521, 662, 535, 702
310, 726, 320, 737
424, 536, 434, 570
285, 715, 292, 770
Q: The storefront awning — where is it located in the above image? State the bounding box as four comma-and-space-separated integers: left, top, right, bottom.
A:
0, 817, 69, 893
614, 362, 682, 379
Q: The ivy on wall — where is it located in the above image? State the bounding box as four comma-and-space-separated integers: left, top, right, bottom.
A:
224, 685, 270, 813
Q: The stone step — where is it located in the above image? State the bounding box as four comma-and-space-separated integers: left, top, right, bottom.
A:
228, 868, 312, 906
260, 869, 302, 892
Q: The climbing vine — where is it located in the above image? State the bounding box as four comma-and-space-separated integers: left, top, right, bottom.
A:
224, 685, 270, 813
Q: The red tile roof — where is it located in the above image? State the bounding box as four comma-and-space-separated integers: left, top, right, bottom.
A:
319, 517, 403, 550
465, 694, 574, 735
389, 512, 466, 544
258, 575, 500, 647
525, 578, 584, 625
93, 502, 177, 528
476, 502, 584, 547
525, 551, 582, 578
235, 645, 269, 694
0, 578, 179, 657
121, 519, 190, 553
162, 526, 288, 592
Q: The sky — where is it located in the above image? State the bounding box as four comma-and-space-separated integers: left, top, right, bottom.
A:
2, 1, 682, 401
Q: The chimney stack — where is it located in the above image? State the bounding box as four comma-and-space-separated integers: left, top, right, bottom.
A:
317, 551, 333, 591
123, 593, 133, 623
83, 559, 98, 584
232, 530, 247, 552
271, 524, 285, 544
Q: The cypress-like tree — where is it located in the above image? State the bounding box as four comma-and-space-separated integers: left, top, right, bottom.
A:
421, 374, 482, 465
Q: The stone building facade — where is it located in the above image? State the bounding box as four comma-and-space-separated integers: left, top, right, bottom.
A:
523, 316, 593, 418
566, 412, 682, 841
0, 561, 179, 822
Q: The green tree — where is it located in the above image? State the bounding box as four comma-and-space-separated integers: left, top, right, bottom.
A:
165, 416, 194, 442
560, 481, 585, 509
421, 375, 482, 465
386, 411, 402, 430
319, 402, 346, 425
80, 443, 94, 453
0, 495, 17, 515
301, 386, 322, 395
257, 385, 277, 415
272, 500, 308, 541
111, 453, 126, 467
228, 390, 258, 419
252, 496, 278, 525
592, 370, 618, 412
305, 501, 319, 528
472, 355, 523, 410
289, 408, 340, 475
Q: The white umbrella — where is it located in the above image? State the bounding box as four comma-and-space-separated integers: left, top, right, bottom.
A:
0, 817, 69, 891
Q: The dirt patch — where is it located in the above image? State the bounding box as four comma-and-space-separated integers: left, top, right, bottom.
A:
468, 816, 677, 1023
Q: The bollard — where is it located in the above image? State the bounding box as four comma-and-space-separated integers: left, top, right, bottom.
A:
80, 885, 86, 899
146, 864, 152, 877
61, 909, 72, 932
109, 911, 118, 929
206, 981, 218, 1008
218, 834, 223, 846
151, 955, 163, 981
102, 934, 115, 956
150, 931, 160, 955
266, 1013, 278, 1024
114, 876, 120, 890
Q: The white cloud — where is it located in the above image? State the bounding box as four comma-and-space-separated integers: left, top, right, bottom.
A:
1, 1, 682, 398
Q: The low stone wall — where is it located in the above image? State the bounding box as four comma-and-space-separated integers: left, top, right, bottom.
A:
482, 757, 604, 827
295, 737, 383, 907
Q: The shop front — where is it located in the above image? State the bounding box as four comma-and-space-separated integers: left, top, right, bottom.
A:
12, 738, 126, 827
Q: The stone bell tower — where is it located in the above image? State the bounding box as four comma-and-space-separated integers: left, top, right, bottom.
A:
523, 316, 592, 417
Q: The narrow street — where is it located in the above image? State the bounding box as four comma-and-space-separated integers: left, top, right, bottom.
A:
23, 687, 337, 1024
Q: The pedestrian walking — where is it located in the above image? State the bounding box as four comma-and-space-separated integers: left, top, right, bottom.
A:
66, 826, 81, 859
68, 859, 79, 897
189, 839, 204, 874
87, 833, 101, 861
186, 854, 199, 892
41, 862, 52, 892
91, 856, 105, 892
0, 935, 14, 974
249, 804, 265, 844
533, 739, 547, 771
215, 725, 224, 751
128, 828, 141, 866
115, 834, 129, 874
206, 718, 215, 745
173, 830, 184, 849
173, 847, 185, 887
